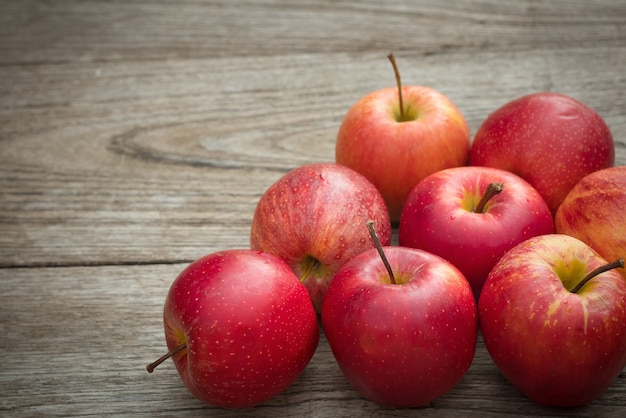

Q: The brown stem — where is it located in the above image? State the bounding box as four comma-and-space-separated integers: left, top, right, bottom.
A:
474, 183, 504, 213
146, 342, 187, 373
366, 220, 396, 285
300, 256, 320, 283
570, 258, 624, 294
387, 53, 405, 122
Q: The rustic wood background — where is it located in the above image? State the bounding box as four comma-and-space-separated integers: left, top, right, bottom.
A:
1, 1, 625, 416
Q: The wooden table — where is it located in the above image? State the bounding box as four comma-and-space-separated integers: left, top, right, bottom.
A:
1, 1, 625, 416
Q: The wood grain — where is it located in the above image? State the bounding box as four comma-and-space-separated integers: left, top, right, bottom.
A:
1, 0, 625, 416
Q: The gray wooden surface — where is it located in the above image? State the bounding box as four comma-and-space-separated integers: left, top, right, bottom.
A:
1, 1, 625, 416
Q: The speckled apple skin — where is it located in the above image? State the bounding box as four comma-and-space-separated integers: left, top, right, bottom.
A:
322, 246, 477, 408
251, 162, 391, 312
163, 249, 319, 408
479, 234, 626, 407
399, 166, 555, 300
470, 92, 614, 214
556, 165, 626, 279
336, 86, 470, 222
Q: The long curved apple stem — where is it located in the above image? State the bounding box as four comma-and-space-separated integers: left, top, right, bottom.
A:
146, 342, 187, 373
387, 53, 405, 122
570, 258, 624, 294
366, 220, 396, 285
474, 183, 504, 213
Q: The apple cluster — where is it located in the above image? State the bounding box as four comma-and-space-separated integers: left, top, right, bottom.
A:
148, 55, 626, 410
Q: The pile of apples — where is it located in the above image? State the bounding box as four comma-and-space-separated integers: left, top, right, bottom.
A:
147, 55, 626, 409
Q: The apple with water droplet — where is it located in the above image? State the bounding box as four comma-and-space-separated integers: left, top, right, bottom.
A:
250, 162, 391, 312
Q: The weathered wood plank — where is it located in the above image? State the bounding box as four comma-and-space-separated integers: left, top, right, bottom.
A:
1, 0, 624, 64
0, 265, 624, 416
1, 46, 624, 267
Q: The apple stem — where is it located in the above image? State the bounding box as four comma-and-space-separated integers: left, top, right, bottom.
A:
474, 183, 504, 213
146, 342, 187, 373
366, 220, 396, 285
300, 256, 320, 284
387, 53, 405, 122
570, 258, 624, 294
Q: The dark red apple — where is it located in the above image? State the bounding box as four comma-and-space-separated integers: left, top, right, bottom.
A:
470, 92, 614, 214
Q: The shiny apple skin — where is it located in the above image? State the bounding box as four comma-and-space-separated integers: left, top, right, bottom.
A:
163, 249, 319, 408
251, 162, 391, 312
399, 166, 555, 300
556, 165, 626, 279
322, 246, 477, 407
479, 234, 626, 407
470, 92, 614, 214
336, 86, 470, 222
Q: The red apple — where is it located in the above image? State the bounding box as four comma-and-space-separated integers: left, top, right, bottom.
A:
322, 223, 477, 407
479, 234, 626, 407
399, 166, 555, 300
470, 92, 614, 214
556, 165, 626, 280
147, 249, 319, 408
250, 162, 391, 312
336, 54, 470, 222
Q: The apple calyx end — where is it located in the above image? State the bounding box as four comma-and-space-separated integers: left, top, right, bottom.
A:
366, 220, 396, 285
570, 258, 625, 294
474, 182, 504, 213
146, 342, 187, 373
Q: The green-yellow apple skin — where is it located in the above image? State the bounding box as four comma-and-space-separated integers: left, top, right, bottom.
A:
251, 163, 391, 312
336, 86, 470, 223
556, 165, 626, 279
479, 234, 626, 407
470, 92, 614, 214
